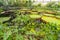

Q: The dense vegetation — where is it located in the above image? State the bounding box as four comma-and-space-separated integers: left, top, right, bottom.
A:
0, 0, 60, 40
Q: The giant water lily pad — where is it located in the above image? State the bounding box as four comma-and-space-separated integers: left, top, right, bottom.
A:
29, 14, 60, 25
42, 16, 60, 25
29, 15, 42, 19
0, 17, 10, 23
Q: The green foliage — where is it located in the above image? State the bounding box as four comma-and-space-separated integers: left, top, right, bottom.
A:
0, 8, 4, 13
0, 10, 59, 40
0, 1, 60, 40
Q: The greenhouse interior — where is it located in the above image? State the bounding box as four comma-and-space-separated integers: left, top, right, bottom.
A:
0, 0, 60, 40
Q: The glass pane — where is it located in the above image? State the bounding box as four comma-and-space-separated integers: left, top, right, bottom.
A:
44, 0, 51, 2
51, 0, 59, 1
